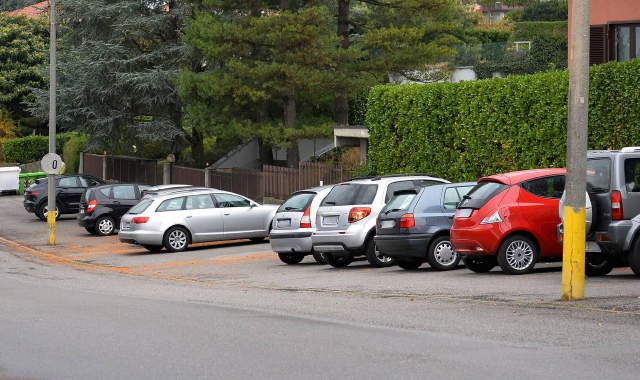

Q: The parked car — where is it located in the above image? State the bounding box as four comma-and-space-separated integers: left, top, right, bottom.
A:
269, 185, 334, 265
23, 174, 106, 220
557, 147, 640, 277
451, 168, 566, 275
375, 182, 476, 270
77, 183, 155, 236
140, 184, 197, 199
312, 174, 450, 268
118, 188, 279, 252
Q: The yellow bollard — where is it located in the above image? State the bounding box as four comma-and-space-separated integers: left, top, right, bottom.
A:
47, 208, 56, 245
561, 206, 586, 301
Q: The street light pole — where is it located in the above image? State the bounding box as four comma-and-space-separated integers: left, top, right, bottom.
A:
562, 0, 590, 301
47, 0, 57, 245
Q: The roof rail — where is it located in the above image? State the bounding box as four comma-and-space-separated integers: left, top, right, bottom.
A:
621, 147, 640, 153
369, 173, 440, 181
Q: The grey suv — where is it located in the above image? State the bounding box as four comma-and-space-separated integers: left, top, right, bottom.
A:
312, 174, 449, 268
558, 147, 640, 277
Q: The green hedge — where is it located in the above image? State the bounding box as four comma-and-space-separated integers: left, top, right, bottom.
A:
513, 21, 568, 43
2, 132, 76, 164
366, 59, 640, 182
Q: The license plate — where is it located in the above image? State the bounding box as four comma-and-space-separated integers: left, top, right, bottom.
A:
122, 221, 130, 230
586, 241, 601, 252
380, 220, 395, 228
277, 219, 291, 228
79, 209, 84, 214
322, 216, 339, 226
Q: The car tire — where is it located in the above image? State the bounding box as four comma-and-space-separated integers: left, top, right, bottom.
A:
163, 226, 190, 252
462, 256, 497, 273
497, 235, 538, 275
396, 259, 423, 270
364, 237, 395, 268
312, 252, 327, 265
143, 245, 163, 253
250, 237, 267, 243
322, 253, 354, 268
38, 201, 60, 221
278, 252, 305, 264
584, 253, 614, 277
426, 236, 460, 271
95, 216, 116, 236
628, 238, 640, 276
84, 227, 96, 234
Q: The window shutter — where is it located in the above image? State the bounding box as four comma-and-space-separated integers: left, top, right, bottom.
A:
590, 25, 607, 65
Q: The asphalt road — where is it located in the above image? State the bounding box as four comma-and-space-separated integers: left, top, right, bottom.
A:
2, 193, 640, 379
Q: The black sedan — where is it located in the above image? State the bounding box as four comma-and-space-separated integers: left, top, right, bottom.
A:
23, 174, 106, 220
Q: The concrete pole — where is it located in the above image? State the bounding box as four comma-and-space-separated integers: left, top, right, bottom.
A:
562, 0, 590, 301
47, 0, 57, 245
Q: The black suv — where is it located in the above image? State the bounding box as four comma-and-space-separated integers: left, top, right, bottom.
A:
375, 182, 476, 270
559, 147, 640, 277
77, 183, 153, 235
23, 174, 106, 220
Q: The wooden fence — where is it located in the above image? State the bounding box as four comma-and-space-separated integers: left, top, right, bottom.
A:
81, 153, 354, 201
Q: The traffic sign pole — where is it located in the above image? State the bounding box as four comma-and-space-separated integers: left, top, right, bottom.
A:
48, 0, 57, 245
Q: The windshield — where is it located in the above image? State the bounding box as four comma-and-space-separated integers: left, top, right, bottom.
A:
277, 192, 316, 212
458, 181, 508, 209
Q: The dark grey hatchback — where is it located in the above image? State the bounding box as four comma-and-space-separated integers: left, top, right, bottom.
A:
374, 182, 476, 270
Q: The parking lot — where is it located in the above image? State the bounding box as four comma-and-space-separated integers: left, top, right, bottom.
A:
2, 192, 640, 315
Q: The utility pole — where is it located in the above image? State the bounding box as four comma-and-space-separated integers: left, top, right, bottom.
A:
47, 0, 57, 245
562, 0, 590, 301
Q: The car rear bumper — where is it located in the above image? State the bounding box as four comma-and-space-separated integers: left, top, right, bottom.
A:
269, 230, 313, 253
451, 225, 499, 256
312, 224, 370, 253
118, 230, 164, 246
23, 200, 37, 213
374, 234, 432, 258
77, 214, 97, 228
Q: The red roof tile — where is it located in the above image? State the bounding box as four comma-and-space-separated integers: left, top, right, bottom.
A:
7, 1, 49, 19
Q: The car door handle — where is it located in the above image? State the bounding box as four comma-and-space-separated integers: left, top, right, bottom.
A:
186, 215, 192, 218
223, 213, 230, 216
113, 201, 120, 204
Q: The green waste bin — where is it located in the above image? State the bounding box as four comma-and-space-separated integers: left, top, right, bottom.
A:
18, 172, 46, 195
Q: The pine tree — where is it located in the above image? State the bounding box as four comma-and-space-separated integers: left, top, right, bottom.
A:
28, 0, 199, 161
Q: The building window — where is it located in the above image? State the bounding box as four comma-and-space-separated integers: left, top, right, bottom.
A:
612, 24, 639, 62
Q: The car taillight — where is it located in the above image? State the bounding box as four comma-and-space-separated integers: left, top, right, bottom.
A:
300, 205, 312, 228
399, 214, 415, 228
611, 190, 622, 220
348, 207, 371, 223
86, 199, 98, 214
132, 217, 149, 224
26, 191, 39, 196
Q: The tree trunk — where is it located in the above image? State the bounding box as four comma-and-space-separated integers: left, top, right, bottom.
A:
335, 0, 350, 125
284, 88, 299, 168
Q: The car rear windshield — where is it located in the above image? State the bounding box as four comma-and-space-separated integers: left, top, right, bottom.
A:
587, 158, 611, 193
127, 200, 153, 214
321, 183, 378, 206
457, 181, 508, 209
277, 192, 316, 212
81, 189, 93, 203
381, 192, 417, 213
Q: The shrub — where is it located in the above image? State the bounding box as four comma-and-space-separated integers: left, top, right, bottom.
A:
62, 133, 88, 174
366, 59, 640, 182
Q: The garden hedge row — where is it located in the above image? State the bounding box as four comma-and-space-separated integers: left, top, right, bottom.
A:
366, 59, 640, 182
2, 132, 76, 165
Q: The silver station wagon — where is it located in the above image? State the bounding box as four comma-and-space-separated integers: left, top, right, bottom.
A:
118, 188, 279, 252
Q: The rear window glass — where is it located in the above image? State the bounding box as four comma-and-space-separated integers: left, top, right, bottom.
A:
381, 192, 417, 213
457, 181, 508, 209
278, 192, 316, 212
321, 184, 378, 206
128, 200, 153, 214
624, 158, 640, 192
586, 158, 611, 193
520, 175, 565, 199
157, 197, 186, 212
99, 187, 110, 197
81, 189, 93, 203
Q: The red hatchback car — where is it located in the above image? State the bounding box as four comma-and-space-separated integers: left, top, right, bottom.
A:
451, 168, 566, 275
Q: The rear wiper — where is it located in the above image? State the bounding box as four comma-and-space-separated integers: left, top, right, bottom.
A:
463, 194, 472, 199
324, 201, 336, 205
588, 187, 607, 193
284, 206, 300, 211
385, 208, 402, 214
